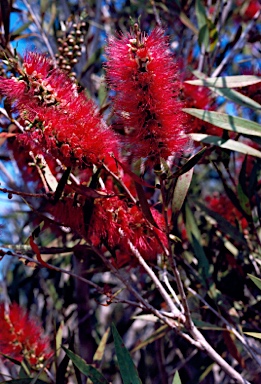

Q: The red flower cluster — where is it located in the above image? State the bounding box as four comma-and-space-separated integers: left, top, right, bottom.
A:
243, 0, 261, 19
0, 52, 117, 166
0, 303, 53, 368
105, 26, 188, 161
206, 193, 248, 230
49, 192, 167, 267
88, 195, 167, 267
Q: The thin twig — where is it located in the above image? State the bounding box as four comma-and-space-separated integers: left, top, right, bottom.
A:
188, 287, 261, 367
102, 162, 137, 204
29, 152, 51, 193
211, 10, 261, 78
122, 228, 185, 321
0, 107, 24, 132
4, 250, 104, 293
0, 186, 50, 199
22, 0, 56, 63
150, 0, 162, 27
160, 177, 193, 329
161, 266, 184, 313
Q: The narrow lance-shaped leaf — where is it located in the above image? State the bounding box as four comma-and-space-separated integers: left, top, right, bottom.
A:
179, 12, 198, 34
53, 166, 71, 203
171, 147, 207, 178
198, 23, 209, 51
248, 274, 261, 291
134, 181, 159, 228
196, 0, 207, 29
196, 201, 247, 246
172, 168, 194, 216
62, 347, 109, 384
190, 134, 261, 158
131, 325, 168, 353
184, 109, 261, 137
213, 162, 252, 221
188, 71, 261, 109
93, 327, 110, 368
112, 323, 142, 384
172, 370, 182, 384
185, 203, 210, 282
244, 332, 261, 339
210, 87, 261, 110
237, 156, 252, 216
185, 75, 261, 88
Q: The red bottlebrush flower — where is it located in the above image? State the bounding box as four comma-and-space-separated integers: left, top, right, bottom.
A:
49, 196, 87, 237
0, 303, 53, 368
88, 193, 167, 267
0, 52, 117, 166
182, 82, 211, 110
244, 0, 261, 19
206, 193, 248, 230
105, 26, 188, 161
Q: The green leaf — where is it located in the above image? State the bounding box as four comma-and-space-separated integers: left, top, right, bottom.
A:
172, 370, 182, 384
185, 75, 261, 88
198, 24, 209, 50
55, 321, 64, 359
199, 363, 215, 382
19, 360, 30, 378
40, 0, 49, 14
196, 201, 247, 246
213, 87, 261, 110
244, 332, 261, 339
193, 319, 225, 330
93, 327, 110, 367
11, 21, 32, 37
185, 204, 210, 282
179, 12, 198, 34
247, 274, 261, 290
62, 347, 109, 384
187, 71, 261, 109
53, 166, 71, 203
196, 0, 207, 29
131, 325, 168, 353
184, 109, 261, 137
111, 323, 142, 384
237, 160, 252, 216
190, 133, 261, 158
172, 147, 207, 178
0, 352, 22, 366
134, 181, 159, 228
208, 19, 218, 52
172, 168, 194, 216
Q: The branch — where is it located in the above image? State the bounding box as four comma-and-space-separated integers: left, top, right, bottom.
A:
211, 10, 261, 77
188, 287, 261, 367
123, 228, 185, 321
22, 0, 57, 63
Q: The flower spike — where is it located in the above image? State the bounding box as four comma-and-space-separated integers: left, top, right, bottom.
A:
105, 25, 188, 162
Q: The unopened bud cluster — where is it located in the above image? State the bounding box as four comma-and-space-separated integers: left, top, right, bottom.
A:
55, 21, 86, 78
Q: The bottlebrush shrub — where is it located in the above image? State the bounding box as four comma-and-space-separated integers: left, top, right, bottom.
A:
0, 52, 117, 167
0, 303, 53, 368
105, 26, 188, 162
